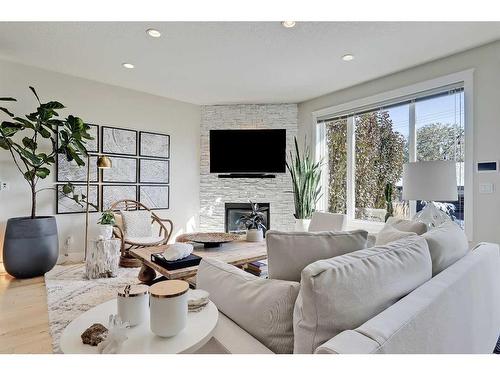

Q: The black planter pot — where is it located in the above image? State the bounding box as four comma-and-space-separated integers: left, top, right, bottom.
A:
3, 216, 59, 278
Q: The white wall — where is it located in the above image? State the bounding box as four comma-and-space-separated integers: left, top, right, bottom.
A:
298, 40, 500, 244
0, 60, 201, 260
199, 104, 297, 232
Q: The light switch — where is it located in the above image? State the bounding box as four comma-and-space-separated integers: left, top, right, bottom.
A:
479, 183, 494, 194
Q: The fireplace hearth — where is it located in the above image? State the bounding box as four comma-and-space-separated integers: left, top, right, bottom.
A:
225, 203, 270, 235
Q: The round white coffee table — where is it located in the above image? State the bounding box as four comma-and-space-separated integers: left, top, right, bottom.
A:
60, 299, 218, 354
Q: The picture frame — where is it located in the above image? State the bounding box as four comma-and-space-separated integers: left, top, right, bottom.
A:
101, 156, 137, 183
139, 185, 170, 209
101, 185, 137, 211
101, 126, 138, 156
56, 154, 99, 182
139, 158, 169, 184
139, 131, 170, 159
56, 184, 99, 214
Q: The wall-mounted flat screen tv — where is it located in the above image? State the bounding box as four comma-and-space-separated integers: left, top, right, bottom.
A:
210, 129, 286, 174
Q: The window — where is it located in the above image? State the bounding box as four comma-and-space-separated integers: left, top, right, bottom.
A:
317, 82, 467, 231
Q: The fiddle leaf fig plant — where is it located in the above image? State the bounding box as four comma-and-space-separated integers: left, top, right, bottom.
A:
0, 87, 93, 218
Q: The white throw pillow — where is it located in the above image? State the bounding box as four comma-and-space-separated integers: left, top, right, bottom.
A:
386, 217, 428, 235
375, 224, 416, 246
293, 236, 432, 354
196, 258, 300, 354
266, 229, 368, 282
120, 210, 153, 238
422, 221, 469, 276
163, 243, 193, 261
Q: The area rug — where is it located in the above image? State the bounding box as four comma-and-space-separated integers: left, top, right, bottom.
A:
44, 263, 140, 353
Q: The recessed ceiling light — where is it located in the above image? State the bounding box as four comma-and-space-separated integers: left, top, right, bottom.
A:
281, 21, 296, 28
146, 28, 161, 38
122, 63, 135, 69
342, 54, 354, 61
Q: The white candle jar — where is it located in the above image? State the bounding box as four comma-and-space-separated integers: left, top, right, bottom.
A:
149, 280, 189, 337
117, 284, 149, 327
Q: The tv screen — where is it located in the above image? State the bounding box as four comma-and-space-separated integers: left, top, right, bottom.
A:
210, 129, 286, 173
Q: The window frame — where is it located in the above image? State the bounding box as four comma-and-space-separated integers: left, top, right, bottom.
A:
312, 70, 474, 239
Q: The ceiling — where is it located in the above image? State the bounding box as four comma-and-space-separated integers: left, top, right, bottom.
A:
0, 22, 499, 105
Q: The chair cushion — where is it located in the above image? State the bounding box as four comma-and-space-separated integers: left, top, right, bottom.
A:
266, 229, 368, 282
293, 235, 432, 353
196, 258, 300, 354
124, 236, 164, 245
386, 217, 428, 235
422, 221, 469, 276
308, 212, 347, 232
375, 224, 415, 246
120, 210, 153, 238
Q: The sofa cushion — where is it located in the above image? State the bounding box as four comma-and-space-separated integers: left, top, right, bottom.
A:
386, 217, 428, 235
266, 229, 368, 282
120, 210, 152, 238
422, 221, 469, 276
196, 258, 300, 354
375, 224, 415, 246
293, 235, 432, 354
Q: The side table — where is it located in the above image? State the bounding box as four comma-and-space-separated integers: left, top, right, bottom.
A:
85, 238, 121, 279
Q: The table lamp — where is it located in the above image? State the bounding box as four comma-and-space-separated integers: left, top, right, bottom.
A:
402, 160, 458, 229
84, 155, 112, 258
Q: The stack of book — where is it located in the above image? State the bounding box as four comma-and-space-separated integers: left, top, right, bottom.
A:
244, 260, 268, 278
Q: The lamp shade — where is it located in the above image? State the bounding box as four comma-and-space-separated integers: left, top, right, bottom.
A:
402, 160, 458, 201
97, 155, 112, 169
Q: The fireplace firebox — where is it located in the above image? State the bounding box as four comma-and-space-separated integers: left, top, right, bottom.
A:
225, 203, 270, 235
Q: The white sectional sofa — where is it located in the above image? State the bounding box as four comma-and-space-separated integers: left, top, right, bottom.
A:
196, 222, 500, 354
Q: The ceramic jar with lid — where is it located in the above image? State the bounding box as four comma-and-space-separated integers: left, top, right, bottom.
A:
117, 284, 149, 326
149, 280, 189, 337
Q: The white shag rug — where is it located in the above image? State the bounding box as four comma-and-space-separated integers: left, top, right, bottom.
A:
44, 263, 141, 353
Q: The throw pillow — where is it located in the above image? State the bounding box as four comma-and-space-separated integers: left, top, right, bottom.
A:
422, 221, 469, 276
196, 258, 300, 354
293, 235, 432, 354
375, 224, 416, 246
120, 210, 153, 238
266, 229, 368, 282
386, 217, 428, 235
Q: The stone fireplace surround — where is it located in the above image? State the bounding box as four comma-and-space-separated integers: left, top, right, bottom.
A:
199, 104, 297, 232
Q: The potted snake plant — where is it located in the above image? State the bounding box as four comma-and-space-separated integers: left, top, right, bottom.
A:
286, 137, 323, 231
0, 87, 92, 278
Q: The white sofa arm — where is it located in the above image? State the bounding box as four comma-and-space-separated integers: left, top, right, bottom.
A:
196, 258, 300, 354
314, 331, 379, 354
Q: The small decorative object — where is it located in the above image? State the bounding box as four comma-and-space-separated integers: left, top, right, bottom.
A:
81, 323, 108, 346
286, 137, 323, 231
163, 243, 193, 261
101, 126, 137, 156
188, 289, 210, 312
1, 87, 92, 278
97, 314, 130, 354
97, 210, 115, 240
150, 280, 189, 337
85, 238, 120, 279
117, 284, 149, 327
181, 232, 243, 248
236, 201, 267, 242
151, 252, 202, 271
384, 182, 394, 222
402, 161, 458, 229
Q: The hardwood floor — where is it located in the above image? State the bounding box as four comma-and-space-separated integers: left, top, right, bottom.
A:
0, 262, 53, 353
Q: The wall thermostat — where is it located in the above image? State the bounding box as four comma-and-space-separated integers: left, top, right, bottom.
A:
477, 161, 498, 173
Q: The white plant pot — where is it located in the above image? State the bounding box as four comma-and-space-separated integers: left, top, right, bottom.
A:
98, 224, 113, 240
294, 219, 311, 232
246, 229, 264, 242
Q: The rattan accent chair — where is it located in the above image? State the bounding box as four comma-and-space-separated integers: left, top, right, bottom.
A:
109, 199, 173, 268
